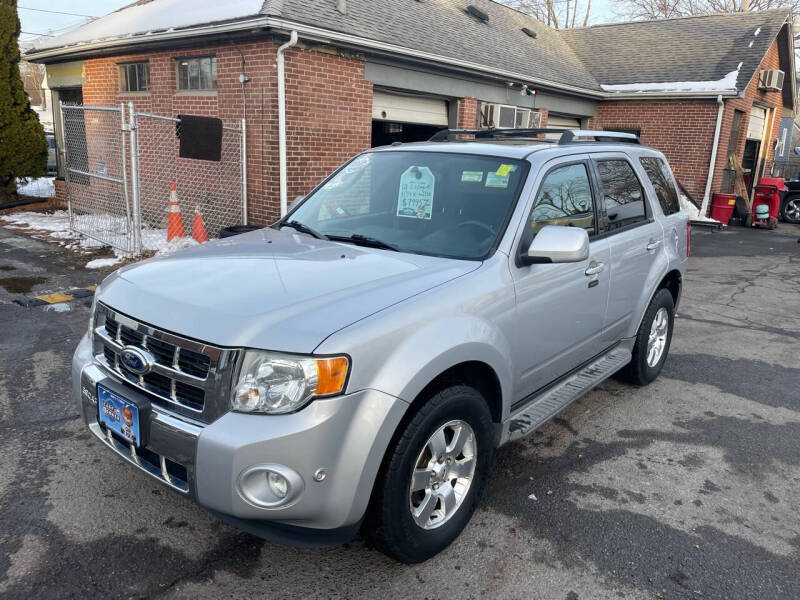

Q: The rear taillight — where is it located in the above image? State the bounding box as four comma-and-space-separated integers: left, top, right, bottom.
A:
686, 221, 691, 257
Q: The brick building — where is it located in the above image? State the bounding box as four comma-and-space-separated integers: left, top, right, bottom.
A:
26, 1, 795, 223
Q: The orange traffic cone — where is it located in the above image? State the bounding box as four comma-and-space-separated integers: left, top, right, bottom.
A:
192, 205, 209, 243
166, 182, 185, 242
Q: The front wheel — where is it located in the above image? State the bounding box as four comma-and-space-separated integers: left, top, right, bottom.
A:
617, 288, 675, 386
782, 196, 800, 224
365, 385, 494, 563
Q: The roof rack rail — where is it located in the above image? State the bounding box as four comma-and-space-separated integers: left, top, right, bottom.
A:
559, 129, 641, 144
428, 128, 641, 145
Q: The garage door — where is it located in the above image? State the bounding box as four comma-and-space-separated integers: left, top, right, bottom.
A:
747, 106, 766, 140
546, 114, 581, 129
372, 91, 448, 126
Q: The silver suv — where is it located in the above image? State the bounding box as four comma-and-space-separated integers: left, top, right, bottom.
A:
72, 129, 689, 562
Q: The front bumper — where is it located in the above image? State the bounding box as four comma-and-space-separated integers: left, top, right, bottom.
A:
72, 333, 407, 539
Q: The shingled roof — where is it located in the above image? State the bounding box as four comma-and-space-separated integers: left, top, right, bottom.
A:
261, 0, 600, 92
562, 9, 792, 93
25, 1, 794, 98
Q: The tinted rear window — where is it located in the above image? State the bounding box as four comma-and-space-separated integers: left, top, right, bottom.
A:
595, 159, 646, 230
640, 157, 680, 215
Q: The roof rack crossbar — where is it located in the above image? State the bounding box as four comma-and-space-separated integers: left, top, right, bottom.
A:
429, 128, 642, 144
428, 128, 565, 141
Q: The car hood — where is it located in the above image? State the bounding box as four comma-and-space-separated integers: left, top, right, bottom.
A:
97, 227, 479, 352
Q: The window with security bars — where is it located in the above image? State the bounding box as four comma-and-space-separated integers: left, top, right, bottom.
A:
176, 57, 217, 91
118, 62, 150, 93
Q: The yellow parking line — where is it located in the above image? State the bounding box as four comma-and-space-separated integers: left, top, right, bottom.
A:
35, 292, 74, 304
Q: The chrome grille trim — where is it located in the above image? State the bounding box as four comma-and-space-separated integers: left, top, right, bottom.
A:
92, 302, 238, 424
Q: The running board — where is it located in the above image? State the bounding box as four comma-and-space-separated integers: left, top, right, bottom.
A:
504, 347, 632, 443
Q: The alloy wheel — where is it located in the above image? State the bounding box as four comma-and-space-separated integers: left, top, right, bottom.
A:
408, 420, 476, 530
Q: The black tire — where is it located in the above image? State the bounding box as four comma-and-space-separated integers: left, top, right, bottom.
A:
365, 385, 494, 563
617, 288, 675, 386
782, 195, 800, 224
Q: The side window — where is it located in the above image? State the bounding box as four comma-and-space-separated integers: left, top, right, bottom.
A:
595, 159, 646, 230
640, 157, 680, 215
529, 163, 595, 238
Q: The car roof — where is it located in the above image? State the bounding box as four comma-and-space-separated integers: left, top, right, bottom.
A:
368, 139, 660, 161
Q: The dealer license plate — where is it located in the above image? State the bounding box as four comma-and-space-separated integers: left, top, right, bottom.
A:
98, 385, 141, 447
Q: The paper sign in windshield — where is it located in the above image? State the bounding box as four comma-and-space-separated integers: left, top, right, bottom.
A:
398, 166, 435, 219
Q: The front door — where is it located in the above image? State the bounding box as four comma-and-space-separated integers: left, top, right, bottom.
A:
510, 157, 611, 401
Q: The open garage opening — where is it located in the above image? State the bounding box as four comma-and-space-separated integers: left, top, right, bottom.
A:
371, 90, 448, 147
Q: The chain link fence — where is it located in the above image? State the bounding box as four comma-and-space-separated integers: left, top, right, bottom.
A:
60, 101, 246, 257
135, 113, 244, 251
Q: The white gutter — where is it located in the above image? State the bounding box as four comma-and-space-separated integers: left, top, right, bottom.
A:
277, 30, 298, 217
700, 94, 725, 218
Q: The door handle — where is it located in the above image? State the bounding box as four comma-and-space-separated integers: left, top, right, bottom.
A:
646, 239, 662, 252
584, 261, 606, 276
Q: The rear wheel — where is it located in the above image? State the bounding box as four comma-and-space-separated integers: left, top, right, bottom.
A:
618, 288, 675, 386
782, 196, 800, 224
365, 385, 493, 563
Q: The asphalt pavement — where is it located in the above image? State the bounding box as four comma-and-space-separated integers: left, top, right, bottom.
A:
0, 221, 798, 599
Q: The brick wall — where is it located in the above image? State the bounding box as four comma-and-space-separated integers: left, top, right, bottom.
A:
589, 100, 719, 201
590, 39, 785, 209
81, 38, 374, 225
457, 97, 478, 128
710, 39, 784, 196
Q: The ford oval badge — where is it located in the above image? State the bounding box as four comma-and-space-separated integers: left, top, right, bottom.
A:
119, 346, 154, 375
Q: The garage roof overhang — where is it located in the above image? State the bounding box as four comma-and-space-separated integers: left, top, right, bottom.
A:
23, 16, 756, 102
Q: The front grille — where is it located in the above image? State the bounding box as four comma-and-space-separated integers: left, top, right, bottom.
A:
93, 303, 236, 423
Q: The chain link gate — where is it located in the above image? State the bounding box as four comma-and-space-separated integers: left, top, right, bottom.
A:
61, 104, 134, 254
60, 101, 246, 258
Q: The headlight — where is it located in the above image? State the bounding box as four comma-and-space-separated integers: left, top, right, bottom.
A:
231, 351, 350, 414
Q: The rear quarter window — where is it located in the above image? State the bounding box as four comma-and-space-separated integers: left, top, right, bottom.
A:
640, 156, 681, 215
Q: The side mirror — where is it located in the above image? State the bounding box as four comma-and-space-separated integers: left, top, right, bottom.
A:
522, 225, 589, 265
289, 195, 304, 210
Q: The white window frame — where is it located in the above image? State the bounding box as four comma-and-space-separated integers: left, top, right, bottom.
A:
118, 62, 150, 93
479, 103, 542, 129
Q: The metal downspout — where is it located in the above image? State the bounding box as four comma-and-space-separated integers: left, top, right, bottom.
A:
700, 94, 725, 217
277, 31, 298, 217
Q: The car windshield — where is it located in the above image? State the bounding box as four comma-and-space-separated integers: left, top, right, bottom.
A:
285, 151, 528, 260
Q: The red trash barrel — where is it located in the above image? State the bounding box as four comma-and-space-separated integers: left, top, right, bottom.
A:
710, 193, 736, 224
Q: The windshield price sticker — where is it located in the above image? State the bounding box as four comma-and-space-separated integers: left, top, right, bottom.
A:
461, 171, 483, 183
485, 172, 510, 188
398, 166, 435, 220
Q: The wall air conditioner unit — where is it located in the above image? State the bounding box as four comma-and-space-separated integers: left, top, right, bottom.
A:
759, 69, 784, 92
479, 103, 543, 129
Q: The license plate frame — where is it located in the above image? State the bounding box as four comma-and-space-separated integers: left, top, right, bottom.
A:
98, 385, 143, 447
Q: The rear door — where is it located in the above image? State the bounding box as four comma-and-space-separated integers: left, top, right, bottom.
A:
510, 156, 611, 399
588, 152, 664, 343
638, 154, 688, 265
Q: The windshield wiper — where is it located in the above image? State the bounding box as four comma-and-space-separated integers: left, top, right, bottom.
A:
281, 220, 328, 240
327, 233, 399, 252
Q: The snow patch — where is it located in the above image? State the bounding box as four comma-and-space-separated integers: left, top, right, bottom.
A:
0, 210, 166, 257
157, 237, 200, 256
86, 257, 124, 269
754, 27, 761, 36
602, 67, 741, 94
680, 195, 719, 223
30, 0, 264, 52
16, 177, 55, 198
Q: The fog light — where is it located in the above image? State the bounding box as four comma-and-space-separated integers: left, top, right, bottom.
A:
267, 471, 288, 499
237, 464, 304, 509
